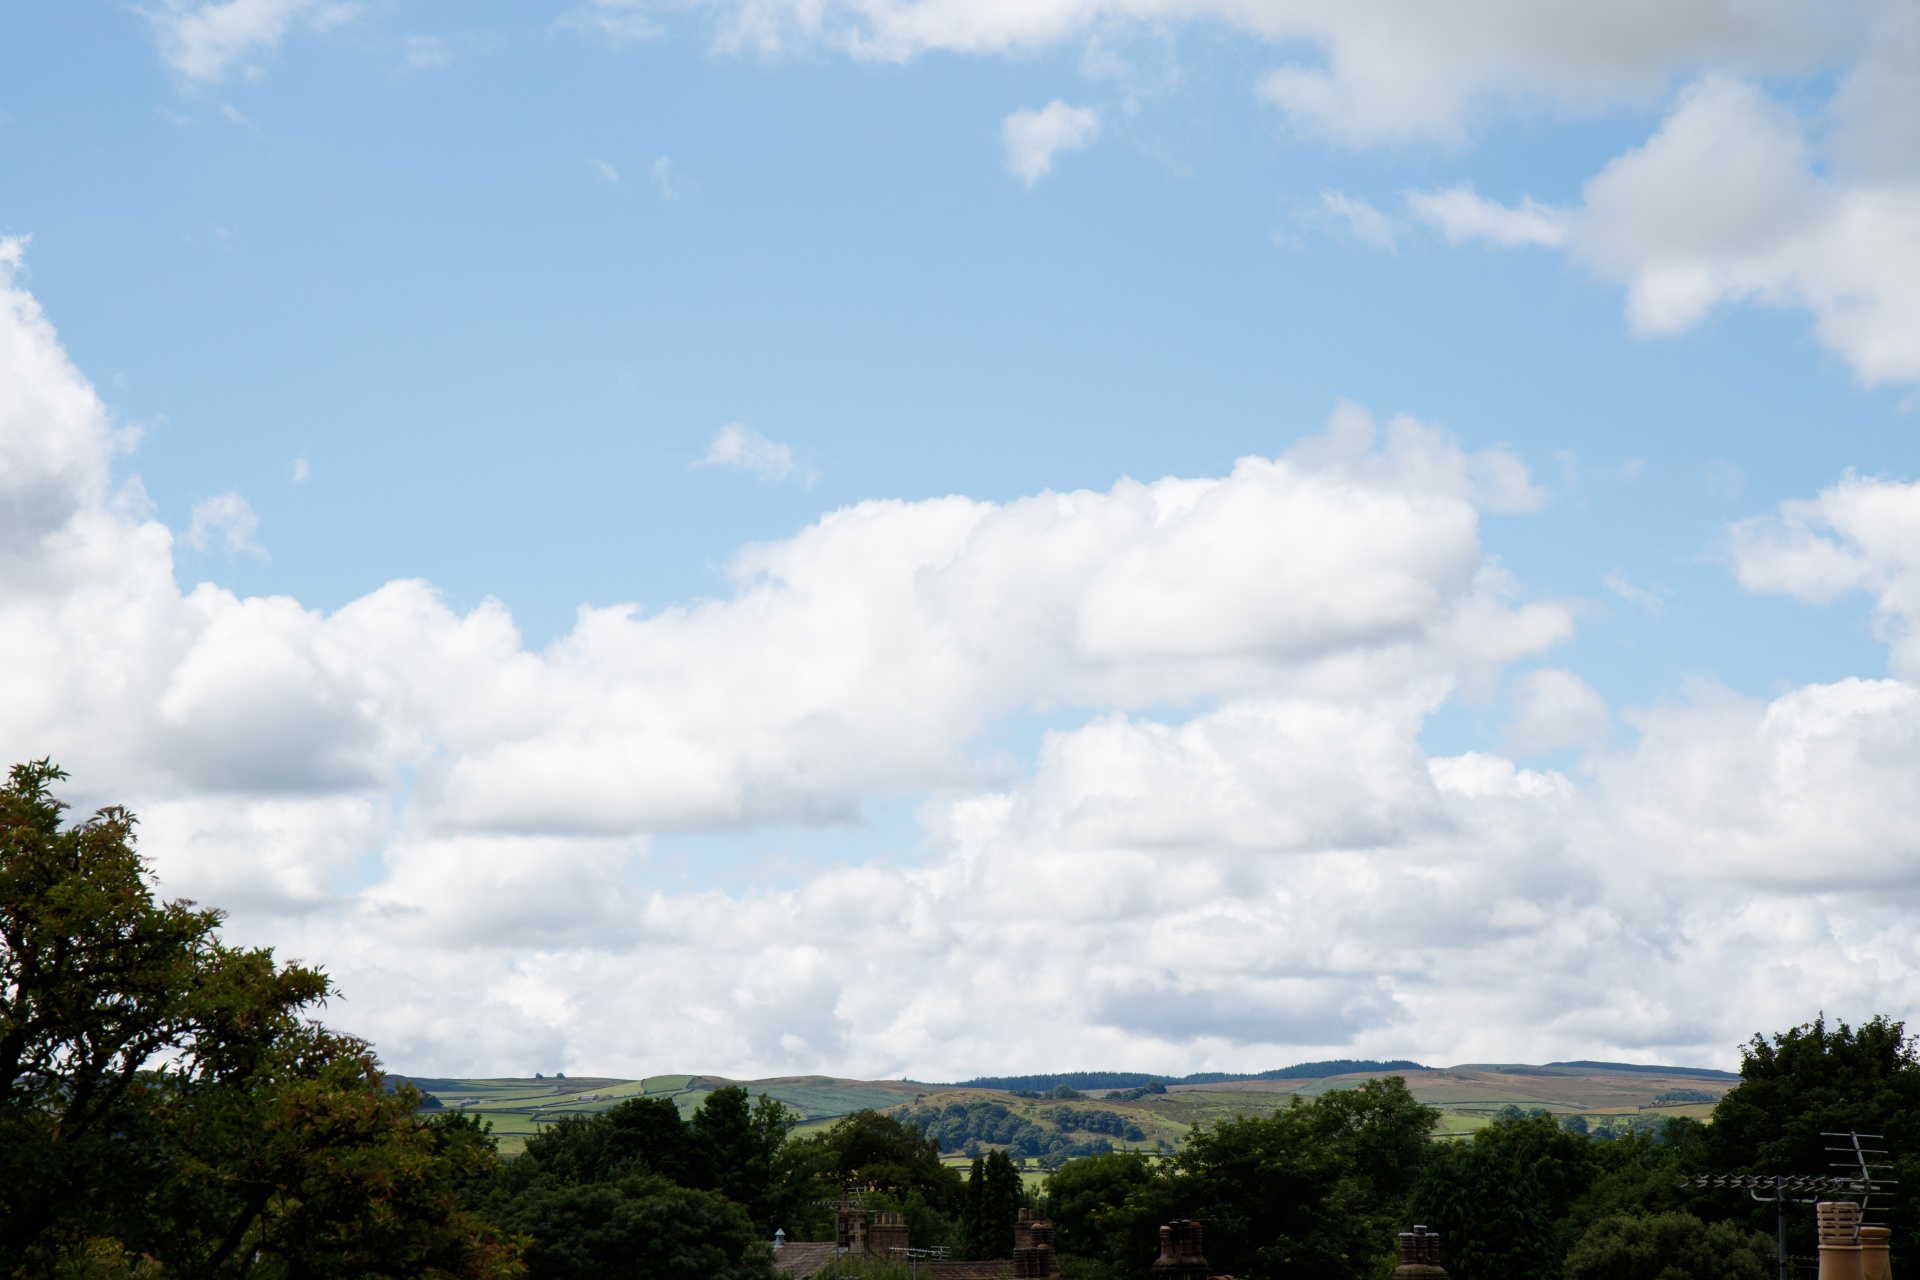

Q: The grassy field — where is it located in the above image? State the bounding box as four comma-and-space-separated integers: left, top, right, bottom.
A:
401, 1062, 1737, 1157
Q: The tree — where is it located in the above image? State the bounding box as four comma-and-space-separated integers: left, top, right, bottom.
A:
960, 1150, 1025, 1260
1043, 1151, 1155, 1264
494, 1175, 775, 1280
1409, 1112, 1596, 1280
513, 1097, 715, 1190
1706, 1015, 1920, 1263
691, 1087, 797, 1231
1168, 1077, 1439, 1280
0, 760, 516, 1280
1563, 1213, 1773, 1280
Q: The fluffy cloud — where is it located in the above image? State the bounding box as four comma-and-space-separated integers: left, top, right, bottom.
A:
183, 493, 264, 557
1728, 474, 1920, 675
6, 243, 1920, 1077
1002, 102, 1101, 184
144, 0, 360, 85
1400, 74, 1920, 385
698, 423, 799, 482
1505, 668, 1609, 753
1406, 184, 1569, 248
567, 0, 1842, 145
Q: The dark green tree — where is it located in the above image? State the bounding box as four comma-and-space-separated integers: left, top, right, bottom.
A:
960, 1150, 1025, 1260
1409, 1111, 1596, 1280
692, 1087, 798, 1231
514, 1096, 715, 1190
1168, 1076, 1439, 1280
1563, 1212, 1772, 1280
493, 1175, 775, 1280
1705, 1015, 1920, 1264
1042, 1150, 1156, 1265
0, 760, 517, 1280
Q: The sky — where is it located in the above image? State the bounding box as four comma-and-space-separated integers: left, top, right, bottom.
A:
2, 0, 1920, 1079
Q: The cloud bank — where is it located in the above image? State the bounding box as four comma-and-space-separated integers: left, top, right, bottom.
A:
5, 243, 1919, 1078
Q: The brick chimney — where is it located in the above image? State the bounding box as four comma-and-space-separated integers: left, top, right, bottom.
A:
1392, 1226, 1448, 1280
1149, 1220, 1210, 1279
1012, 1207, 1059, 1279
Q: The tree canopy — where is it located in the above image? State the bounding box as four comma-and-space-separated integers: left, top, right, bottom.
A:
0, 760, 517, 1280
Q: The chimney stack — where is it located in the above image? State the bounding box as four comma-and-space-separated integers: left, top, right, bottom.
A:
1393, 1225, 1448, 1280
1817, 1202, 1864, 1280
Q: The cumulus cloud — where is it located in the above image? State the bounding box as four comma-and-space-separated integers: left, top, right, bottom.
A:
1002, 102, 1101, 185
1403, 75, 1920, 385
698, 422, 799, 481
1727, 474, 1920, 676
1319, 190, 1398, 251
564, 0, 1842, 146
1407, 183, 1570, 248
8, 243, 1920, 1077
183, 492, 264, 557
1505, 668, 1609, 753
145, 0, 360, 85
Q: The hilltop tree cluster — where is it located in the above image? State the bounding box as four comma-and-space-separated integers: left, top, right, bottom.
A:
892, 1099, 1151, 1164
10, 761, 1920, 1280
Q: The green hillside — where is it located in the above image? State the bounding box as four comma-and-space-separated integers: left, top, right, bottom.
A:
398, 1061, 1738, 1157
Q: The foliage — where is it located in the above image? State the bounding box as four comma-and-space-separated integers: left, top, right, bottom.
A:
488, 1175, 774, 1280
1705, 1014, 1920, 1262
1410, 1112, 1597, 1280
1043, 1151, 1156, 1264
960, 1150, 1025, 1259
1164, 1077, 1441, 1280
1563, 1213, 1773, 1280
1043, 1077, 1446, 1280
0, 760, 518, 1280
894, 1098, 1141, 1165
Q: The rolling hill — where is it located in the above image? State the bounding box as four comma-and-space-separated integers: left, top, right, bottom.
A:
395, 1060, 1739, 1156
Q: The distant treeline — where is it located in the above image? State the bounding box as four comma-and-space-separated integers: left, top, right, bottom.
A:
939, 1059, 1427, 1091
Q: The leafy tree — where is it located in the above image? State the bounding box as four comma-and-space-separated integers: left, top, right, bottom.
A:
1563, 1213, 1772, 1280
514, 1097, 715, 1190
1167, 1077, 1440, 1280
1705, 1015, 1920, 1263
960, 1150, 1025, 1259
692, 1087, 797, 1231
771, 1110, 963, 1242
1043, 1151, 1155, 1267
1409, 1112, 1596, 1280
492, 1175, 774, 1280
0, 760, 516, 1280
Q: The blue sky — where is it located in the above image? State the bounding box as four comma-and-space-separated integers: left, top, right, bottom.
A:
2, 0, 1919, 1076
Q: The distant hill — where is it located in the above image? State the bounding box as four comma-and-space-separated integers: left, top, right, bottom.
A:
938, 1060, 1429, 1092
394, 1059, 1741, 1156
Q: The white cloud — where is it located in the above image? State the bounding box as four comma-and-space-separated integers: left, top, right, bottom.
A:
562, 0, 1846, 147
399, 35, 453, 72
558, 0, 666, 46
1319, 190, 1397, 251
13, 243, 1920, 1076
183, 492, 265, 558
1002, 101, 1101, 185
145, 0, 361, 85
589, 158, 621, 185
1602, 568, 1671, 615
1505, 667, 1609, 753
1407, 183, 1570, 248
651, 156, 687, 200
1727, 474, 1920, 676
698, 422, 799, 482
1409, 76, 1920, 386
292, 456, 311, 483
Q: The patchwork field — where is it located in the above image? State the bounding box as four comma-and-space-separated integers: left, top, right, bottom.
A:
398, 1061, 1738, 1157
